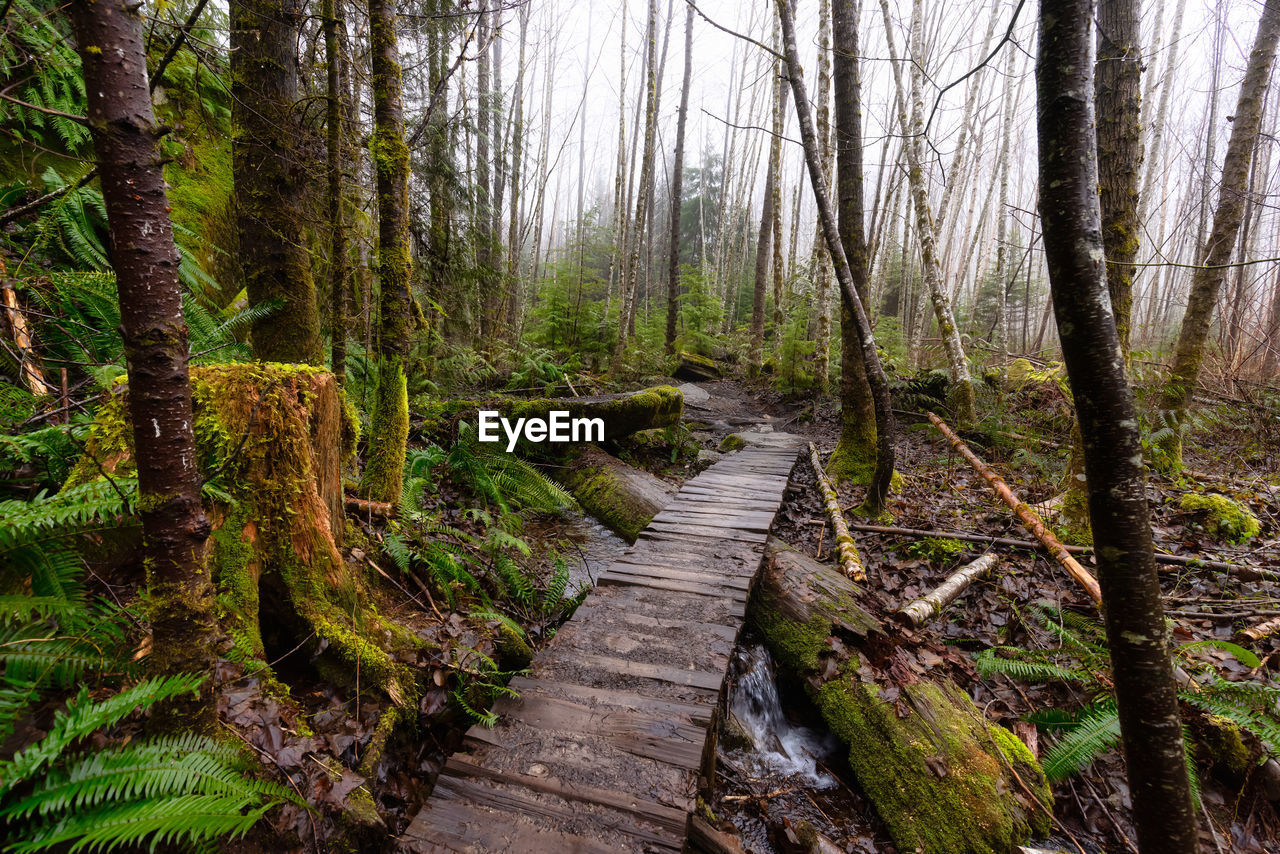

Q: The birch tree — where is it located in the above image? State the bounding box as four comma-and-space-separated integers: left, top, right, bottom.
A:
878, 0, 977, 423
777, 0, 896, 512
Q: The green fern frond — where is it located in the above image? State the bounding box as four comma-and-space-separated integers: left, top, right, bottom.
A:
1041, 701, 1122, 782
973, 649, 1087, 685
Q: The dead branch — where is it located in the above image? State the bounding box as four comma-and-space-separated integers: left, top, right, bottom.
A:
808, 442, 866, 581
846, 521, 1279, 582
898, 553, 999, 627
926, 412, 1102, 606
345, 495, 395, 517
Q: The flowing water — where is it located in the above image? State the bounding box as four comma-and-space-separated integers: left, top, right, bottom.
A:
717, 642, 889, 854
726, 644, 840, 789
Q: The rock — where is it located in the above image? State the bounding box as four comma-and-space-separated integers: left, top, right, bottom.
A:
677, 381, 711, 405
697, 449, 724, 464
719, 433, 748, 452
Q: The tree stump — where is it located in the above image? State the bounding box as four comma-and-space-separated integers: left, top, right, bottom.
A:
67, 363, 415, 706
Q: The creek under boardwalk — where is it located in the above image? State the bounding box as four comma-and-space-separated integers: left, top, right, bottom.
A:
400, 432, 803, 853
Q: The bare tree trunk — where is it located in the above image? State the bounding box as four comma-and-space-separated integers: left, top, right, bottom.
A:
665, 4, 694, 354
749, 17, 786, 374
777, 0, 896, 513
503, 5, 528, 337
879, 0, 977, 423
324, 0, 348, 384
612, 0, 660, 370
475, 1, 494, 339
604, 9, 627, 340
993, 49, 1017, 359
1037, 3, 1199, 850
359, 0, 413, 504
1095, 0, 1145, 353
811, 0, 835, 393
231, 0, 322, 364
71, 0, 220, 714
1158, 0, 1280, 469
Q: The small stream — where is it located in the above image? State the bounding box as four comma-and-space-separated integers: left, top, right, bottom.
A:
717, 642, 889, 854
522, 510, 630, 592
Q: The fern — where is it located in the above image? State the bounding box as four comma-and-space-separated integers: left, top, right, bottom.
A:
1036, 700, 1123, 781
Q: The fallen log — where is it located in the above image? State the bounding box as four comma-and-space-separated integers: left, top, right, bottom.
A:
752, 537, 1052, 854
1, 258, 52, 395
345, 495, 395, 518
926, 412, 1103, 606
554, 445, 675, 543
898, 553, 999, 628
847, 522, 1280, 582
808, 443, 866, 581
413, 385, 684, 442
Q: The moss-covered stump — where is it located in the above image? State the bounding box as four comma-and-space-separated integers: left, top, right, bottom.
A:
555, 446, 676, 542
750, 538, 1052, 854
414, 385, 683, 442
67, 363, 417, 707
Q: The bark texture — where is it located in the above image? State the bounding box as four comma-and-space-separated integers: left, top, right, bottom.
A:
359, 0, 413, 503
665, 5, 694, 354
776, 0, 895, 513
1037, 2, 1199, 850
231, 0, 323, 365
1095, 0, 1144, 352
70, 0, 221, 704
1158, 0, 1280, 468
324, 0, 348, 384
828, 0, 879, 486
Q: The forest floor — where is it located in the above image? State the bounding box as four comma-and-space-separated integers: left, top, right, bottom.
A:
708, 379, 1280, 854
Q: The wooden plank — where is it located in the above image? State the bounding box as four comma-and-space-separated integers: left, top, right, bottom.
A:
598, 570, 751, 600
441, 757, 690, 835
601, 562, 753, 590
474, 694, 707, 769
505, 677, 717, 724
578, 653, 725, 691
650, 509, 776, 531
607, 558, 757, 581
645, 521, 770, 543
559, 607, 738, 642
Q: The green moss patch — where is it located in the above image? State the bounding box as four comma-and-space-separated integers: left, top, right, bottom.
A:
1180, 492, 1261, 543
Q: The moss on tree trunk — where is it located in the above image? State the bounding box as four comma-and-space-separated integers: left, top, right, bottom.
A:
750, 537, 1052, 854
555, 446, 675, 542
68, 364, 419, 707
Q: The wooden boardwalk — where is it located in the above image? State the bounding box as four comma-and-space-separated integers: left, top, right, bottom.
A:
400, 433, 802, 853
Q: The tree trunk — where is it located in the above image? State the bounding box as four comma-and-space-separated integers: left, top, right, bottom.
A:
753, 538, 1052, 854
324, 0, 348, 384
749, 16, 786, 375
1037, 3, 1199, 850
776, 0, 895, 513
358, 0, 413, 504
827, 0, 879, 487
993, 49, 1017, 359
878, 0, 976, 423
475, 1, 494, 339
503, 5, 528, 338
665, 4, 694, 354
1158, 0, 1280, 470
556, 446, 676, 543
612, 0, 660, 371
230, 0, 323, 365
811, 0, 835, 394
70, 0, 220, 717
1095, 0, 1144, 354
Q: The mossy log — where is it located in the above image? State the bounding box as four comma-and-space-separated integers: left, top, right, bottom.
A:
554, 446, 675, 543
67, 363, 417, 707
414, 385, 683, 441
751, 537, 1053, 854
673, 351, 721, 381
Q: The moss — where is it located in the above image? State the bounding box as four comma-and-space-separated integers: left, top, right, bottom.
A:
903, 537, 967, 565
719, 433, 748, 453
827, 435, 876, 486
1180, 492, 1260, 543
69, 363, 419, 708
558, 458, 660, 543
339, 387, 361, 467
749, 553, 1051, 854
495, 623, 533, 670
360, 356, 409, 504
